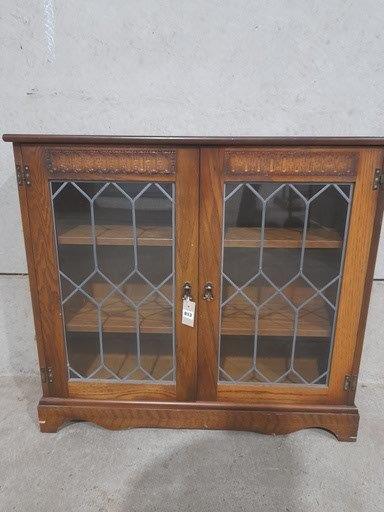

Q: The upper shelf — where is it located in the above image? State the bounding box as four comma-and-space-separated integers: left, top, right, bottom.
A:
224, 226, 342, 249
58, 224, 173, 247
57, 224, 342, 249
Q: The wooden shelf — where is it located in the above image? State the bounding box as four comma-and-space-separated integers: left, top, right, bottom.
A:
224, 226, 342, 249
57, 224, 341, 249
220, 336, 326, 383
68, 334, 173, 381
220, 355, 321, 384
65, 280, 330, 339
66, 282, 173, 334
58, 224, 173, 247
221, 287, 331, 338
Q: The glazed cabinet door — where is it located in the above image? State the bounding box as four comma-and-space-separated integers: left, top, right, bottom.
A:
198, 147, 383, 404
19, 145, 199, 401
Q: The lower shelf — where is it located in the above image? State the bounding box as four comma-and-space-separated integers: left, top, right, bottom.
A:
219, 335, 328, 384
37, 397, 359, 442
67, 332, 325, 385
67, 333, 174, 381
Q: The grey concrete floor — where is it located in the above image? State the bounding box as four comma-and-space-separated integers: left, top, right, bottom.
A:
0, 376, 383, 512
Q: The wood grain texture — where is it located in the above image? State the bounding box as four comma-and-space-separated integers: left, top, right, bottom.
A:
197, 148, 223, 400
65, 281, 331, 338
175, 149, 199, 401
16, 144, 199, 403
220, 355, 324, 385
57, 224, 342, 249
67, 339, 174, 382
58, 224, 172, 246
217, 383, 331, 405
44, 146, 176, 179
13, 144, 49, 396
221, 289, 331, 337
37, 398, 359, 442
349, 150, 384, 404
8, 138, 384, 442
69, 381, 176, 401
21, 145, 69, 397
224, 148, 357, 178
326, 148, 384, 403
3, 134, 384, 146
224, 226, 342, 248
65, 282, 173, 333
203, 146, 381, 409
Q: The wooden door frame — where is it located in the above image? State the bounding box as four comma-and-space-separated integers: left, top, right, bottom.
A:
197, 146, 383, 405
19, 144, 199, 402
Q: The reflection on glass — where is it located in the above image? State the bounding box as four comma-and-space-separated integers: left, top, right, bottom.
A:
219, 183, 352, 386
51, 181, 175, 383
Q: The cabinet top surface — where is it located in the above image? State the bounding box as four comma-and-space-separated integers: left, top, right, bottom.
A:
3, 134, 384, 146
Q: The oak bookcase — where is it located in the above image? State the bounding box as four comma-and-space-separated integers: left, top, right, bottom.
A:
4, 135, 384, 441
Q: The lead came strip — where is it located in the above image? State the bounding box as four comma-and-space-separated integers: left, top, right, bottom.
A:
51, 180, 176, 383
219, 182, 353, 386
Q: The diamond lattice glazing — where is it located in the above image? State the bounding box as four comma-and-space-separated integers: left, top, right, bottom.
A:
51, 181, 175, 382
219, 182, 352, 385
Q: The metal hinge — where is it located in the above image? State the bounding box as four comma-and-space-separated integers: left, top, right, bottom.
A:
373, 168, 384, 190
40, 367, 54, 384
16, 164, 31, 187
344, 374, 357, 391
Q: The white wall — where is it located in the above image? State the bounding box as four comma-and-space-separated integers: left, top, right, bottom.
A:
0, 1, 383, 378
0, 0, 383, 275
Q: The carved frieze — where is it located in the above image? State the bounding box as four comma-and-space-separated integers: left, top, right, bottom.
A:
44, 147, 176, 177
224, 149, 357, 177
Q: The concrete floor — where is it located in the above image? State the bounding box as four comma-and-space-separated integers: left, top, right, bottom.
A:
0, 376, 383, 512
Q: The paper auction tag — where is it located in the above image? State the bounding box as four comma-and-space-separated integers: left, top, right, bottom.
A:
182, 298, 196, 327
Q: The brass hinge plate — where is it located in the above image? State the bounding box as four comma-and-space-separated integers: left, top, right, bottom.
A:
373, 168, 384, 190
40, 367, 54, 384
16, 165, 31, 187
344, 374, 357, 391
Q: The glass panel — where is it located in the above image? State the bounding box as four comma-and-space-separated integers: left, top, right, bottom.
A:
219, 182, 352, 386
51, 181, 175, 383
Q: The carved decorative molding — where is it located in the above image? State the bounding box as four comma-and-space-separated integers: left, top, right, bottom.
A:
44, 147, 176, 177
224, 150, 357, 177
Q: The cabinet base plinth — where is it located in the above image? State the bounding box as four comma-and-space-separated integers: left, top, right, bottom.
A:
38, 398, 359, 441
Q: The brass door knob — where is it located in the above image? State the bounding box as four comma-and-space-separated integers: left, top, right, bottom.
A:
203, 282, 214, 301
182, 282, 192, 300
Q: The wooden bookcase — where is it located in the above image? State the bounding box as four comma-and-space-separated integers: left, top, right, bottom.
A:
4, 135, 384, 441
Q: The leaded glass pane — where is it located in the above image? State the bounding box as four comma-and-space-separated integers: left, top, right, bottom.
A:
51, 181, 175, 383
219, 182, 352, 386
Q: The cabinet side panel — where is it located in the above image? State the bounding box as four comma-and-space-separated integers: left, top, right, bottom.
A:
21, 145, 68, 397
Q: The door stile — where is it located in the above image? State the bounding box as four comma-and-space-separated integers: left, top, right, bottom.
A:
175, 149, 199, 401
197, 148, 224, 400
349, 152, 384, 404
14, 144, 50, 396
327, 148, 384, 403
21, 144, 69, 397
